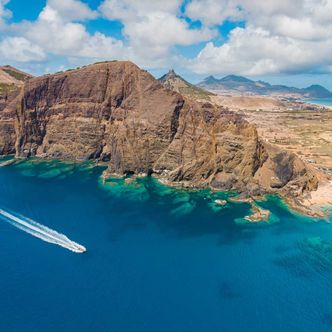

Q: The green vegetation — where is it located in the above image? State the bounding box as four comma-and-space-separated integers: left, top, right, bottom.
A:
2, 67, 30, 82
0, 83, 17, 97
178, 85, 214, 99
94, 60, 118, 65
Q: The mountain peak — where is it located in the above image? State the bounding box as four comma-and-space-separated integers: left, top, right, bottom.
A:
202, 75, 219, 84
303, 84, 332, 98
159, 69, 179, 82
159, 70, 213, 99
220, 75, 253, 83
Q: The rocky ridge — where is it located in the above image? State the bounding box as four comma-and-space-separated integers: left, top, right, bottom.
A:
159, 69, 213, 100
0, 61, 321, 216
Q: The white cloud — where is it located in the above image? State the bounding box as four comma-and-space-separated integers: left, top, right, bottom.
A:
0, 0, 127, 69
1, 0, 332, 77
188, 26, 332, 75
2, 0, 207, 70
186, 0, 332, 75
47, 0, 98, 21
15, 3, 127, 64
0, 37, 46, 62
0, 0, 11, 28
185, 0, 243, 26
99, 0, 215, 60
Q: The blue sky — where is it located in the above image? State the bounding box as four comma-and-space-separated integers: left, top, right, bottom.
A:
1, 0, 332, 89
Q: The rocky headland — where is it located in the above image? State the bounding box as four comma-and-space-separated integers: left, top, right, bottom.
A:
0, 61, 327, 217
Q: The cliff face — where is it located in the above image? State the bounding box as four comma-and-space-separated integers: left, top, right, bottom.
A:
0, 65, 32, 153
0, 89, 18, 154
0, 61, 318, 200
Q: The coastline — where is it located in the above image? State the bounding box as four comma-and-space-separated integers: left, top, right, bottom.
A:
305, 98, 332, 109
1, 156, 331, 223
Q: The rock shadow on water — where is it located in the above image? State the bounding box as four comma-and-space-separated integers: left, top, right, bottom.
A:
11, 159, 97, 180
98, 176, 260, 245
108, 219, 148, 243
166, 207, 258, 246
274, 244, 292, 255
321, 313, 332, 327
273, 237, 332, 278
98, 176, 150, 202
298, 237, 332, 274
155, 184, 260, 245
170, 201, 196, 218
219, 281, 241, 300
273, 253, 313, 279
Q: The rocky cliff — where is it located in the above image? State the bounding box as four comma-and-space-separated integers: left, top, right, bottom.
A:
0, 65, 32, 145
0, 61, 319, 211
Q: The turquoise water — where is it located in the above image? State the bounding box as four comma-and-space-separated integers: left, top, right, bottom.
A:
0, 160, 332, 332
306, 98, 332, 107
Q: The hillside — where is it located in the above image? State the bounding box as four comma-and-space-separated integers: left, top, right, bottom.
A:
159, 69, 213, 100
198, 75, 332, 98
0, 65, 33, 111
0, 65, 32, 85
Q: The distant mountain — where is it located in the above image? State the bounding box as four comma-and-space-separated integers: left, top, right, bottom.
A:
159, 69, 213, 100
302, 85, 332, 98
221, 75, 253, 83
198, 74, 332, 98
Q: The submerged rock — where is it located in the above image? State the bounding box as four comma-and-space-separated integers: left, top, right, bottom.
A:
170, 201, 196, 217
298, 237, 332, 272
214, 199, 227, 206
0, 158, 16, 167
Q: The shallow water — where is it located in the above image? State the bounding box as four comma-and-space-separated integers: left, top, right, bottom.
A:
0, 159, 332, 332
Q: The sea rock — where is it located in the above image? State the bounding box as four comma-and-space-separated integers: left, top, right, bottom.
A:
244, 204, 271, 223
0, 61, 319, 211
0, 158, 16, 167
214, 199, 227, 206
229, 195, 254, 204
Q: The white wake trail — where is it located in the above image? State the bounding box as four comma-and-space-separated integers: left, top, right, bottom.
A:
0, 209, 86, 253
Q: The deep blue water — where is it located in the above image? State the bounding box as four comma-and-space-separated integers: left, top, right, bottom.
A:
0, 160, 332, 332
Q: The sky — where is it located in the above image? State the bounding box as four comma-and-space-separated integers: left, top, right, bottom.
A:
1, 0, 332, 89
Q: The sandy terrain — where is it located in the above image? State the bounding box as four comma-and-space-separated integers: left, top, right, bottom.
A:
211, 95, 286, 110
213, 95, 332, 173
212, 94, 332, 215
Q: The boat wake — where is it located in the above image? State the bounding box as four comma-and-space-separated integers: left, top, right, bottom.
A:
0, 209, 86, 253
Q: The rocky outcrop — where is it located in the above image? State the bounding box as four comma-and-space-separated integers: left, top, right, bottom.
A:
0, 61, 319, 212
159, 69, 213, 100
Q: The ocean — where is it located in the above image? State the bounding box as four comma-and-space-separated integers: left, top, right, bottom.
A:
306, 98, 332, 107
0, 159, 332, 332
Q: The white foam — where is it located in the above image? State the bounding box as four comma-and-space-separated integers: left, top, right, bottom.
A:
0, 209, 86, 253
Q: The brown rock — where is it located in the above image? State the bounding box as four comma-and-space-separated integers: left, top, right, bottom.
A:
244, 204, 271, 223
